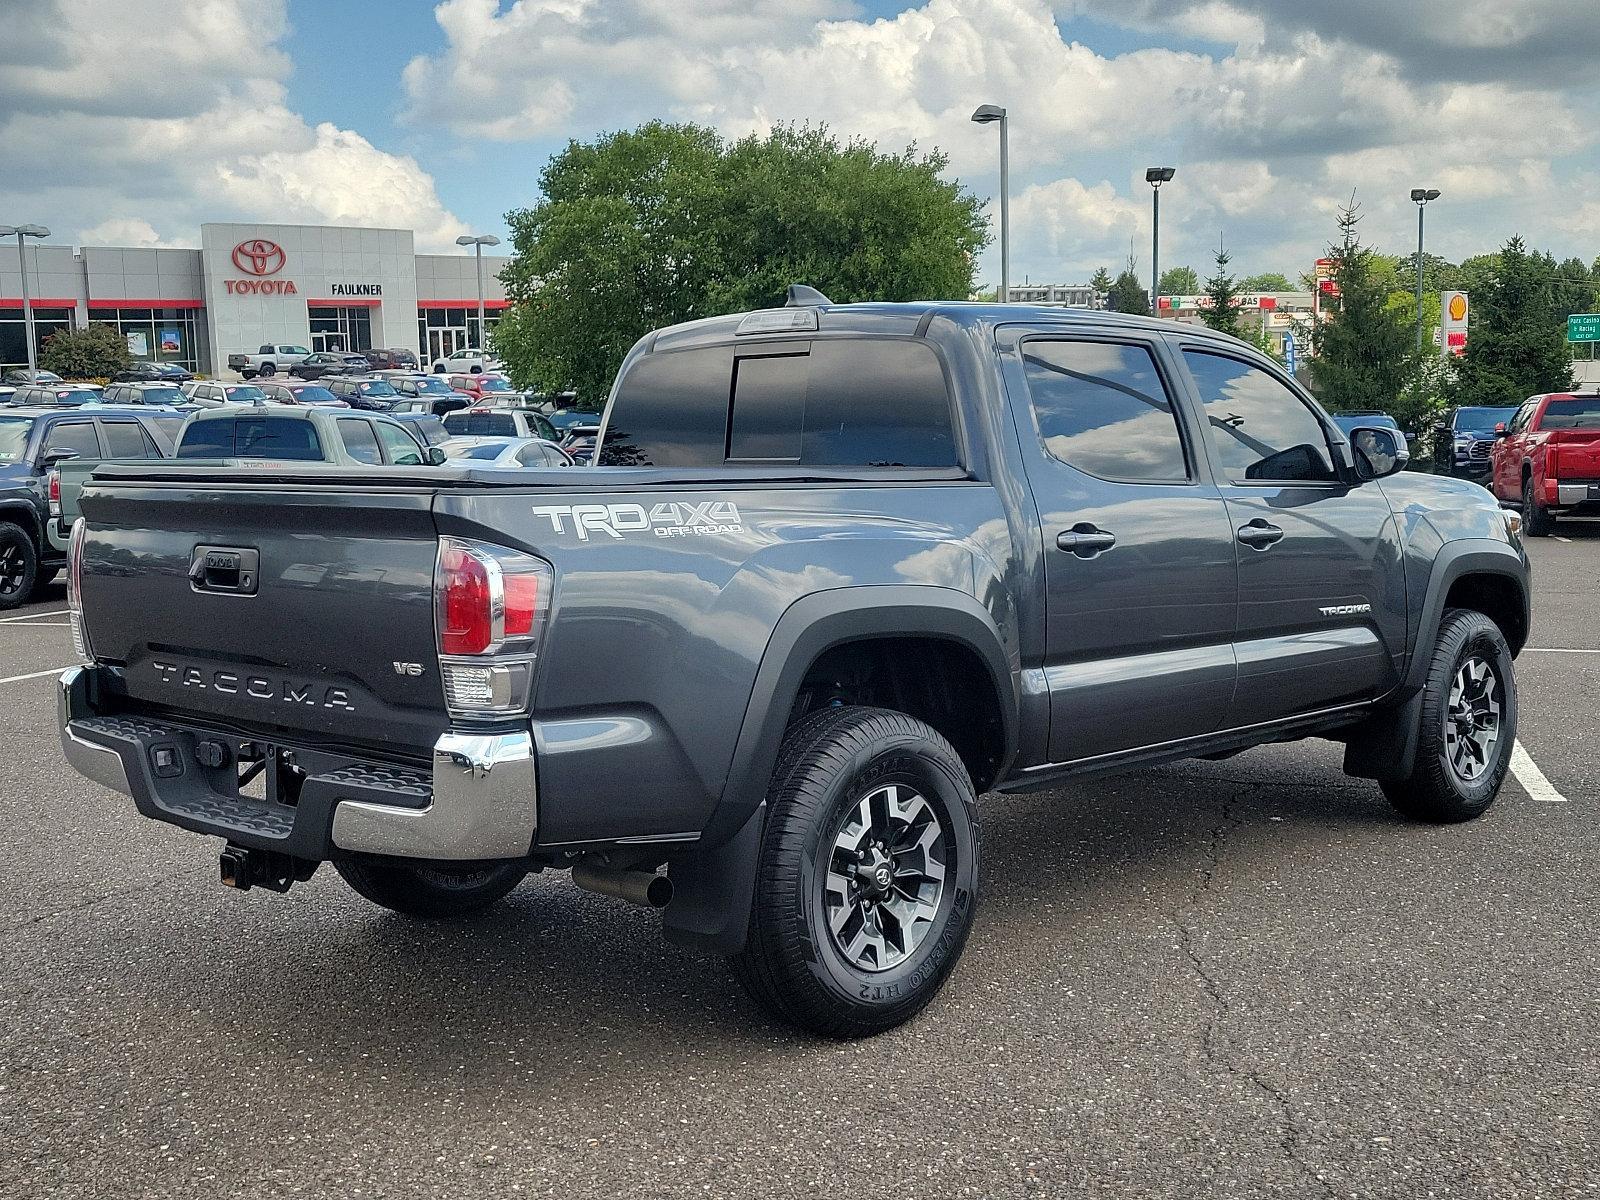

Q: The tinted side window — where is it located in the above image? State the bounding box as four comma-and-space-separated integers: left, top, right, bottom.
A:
100, 421, 160, 458
338, 419, 381, 464
1184, 351, 1337, 483
1539, 398, 1600, 429
236, 418, 322, 460
375, 421, 423, 465
600, 346, 731, 467
1020, 340, 1187, 482
44, 421, 101, 459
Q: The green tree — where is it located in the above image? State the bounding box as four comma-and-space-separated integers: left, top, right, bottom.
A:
1199, 243, 1244, 338
1240, 271, 1291, 291
495, 122, 988, 404
40, 322, 131, 380
1550, 256, 1597, 325
1305, 198, 1422, 428
1449, 236, 1574, 407
1158, 265, 1199, 295
1106, 256, 1149, 315
1089, 266, 1113, 291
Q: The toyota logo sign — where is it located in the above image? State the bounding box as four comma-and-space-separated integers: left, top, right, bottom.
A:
231, 239, 286, 276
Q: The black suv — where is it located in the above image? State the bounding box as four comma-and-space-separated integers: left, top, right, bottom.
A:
290, 353, 369, 381
326, 376, 401, 411
112, 362, 193, 383
1432, 406, 1522, 479
100, 382, 189, 407
363, 347, 419, 371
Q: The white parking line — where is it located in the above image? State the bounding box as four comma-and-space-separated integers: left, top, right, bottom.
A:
1553, 535, 1572, 543
0, 609, 69, 624
0, 621, 69, 628
0, 666, 70, 686
1523, 648, 1600, 655
1511, 740, 1568, 803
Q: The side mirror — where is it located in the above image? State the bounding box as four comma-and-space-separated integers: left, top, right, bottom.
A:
1493, 423, 1509, 438
1350, 427, 1409, 480
41, 447, 81, 467
426, 446, 448, 466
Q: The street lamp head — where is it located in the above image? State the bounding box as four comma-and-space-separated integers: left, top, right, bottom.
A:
1145, 166, 1176, 185
1410, 188, 1440, 203
970, 104, 1006, 124
0, 224, 50, 239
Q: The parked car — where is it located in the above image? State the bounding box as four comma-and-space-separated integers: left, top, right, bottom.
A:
439, 435, 575, 467
7, 383, 102, 407
0, 404, 179, 606
258, 381, 350, 407
387, 412, 450, 447
440, 406, 559, 442
326, 376, 401, 411
431, 346, 500, 374
449, 372, 516, 401
289, 352, 370, 381
183, 381, 269, 409
175, 405, 446, 466
100, 382, 189, 407
1330, 411, 1401, 435
226, 343, 312, 379
392, 374, 473, 414
363, 347, 420, 372
60, 293, 1531, 1037
1490, 391, 1600, 535
1432, 406, 1522, 479
112, 361, 194, 383
49, 410, 185, 553
1, 369, 61, 385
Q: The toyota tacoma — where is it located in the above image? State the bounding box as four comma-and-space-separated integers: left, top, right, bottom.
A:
59, 291, 1531, 1037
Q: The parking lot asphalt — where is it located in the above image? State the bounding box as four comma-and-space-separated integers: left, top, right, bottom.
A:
1, 530, 1595, 1198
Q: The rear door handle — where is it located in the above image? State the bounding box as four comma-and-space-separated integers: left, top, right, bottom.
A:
1056, 526, 1117, 557
1236, 520, 1284, 549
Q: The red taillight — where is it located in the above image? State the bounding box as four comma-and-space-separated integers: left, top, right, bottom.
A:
48, 472, 60, 503
504, 573, 540, 637
439, 543, 492, 655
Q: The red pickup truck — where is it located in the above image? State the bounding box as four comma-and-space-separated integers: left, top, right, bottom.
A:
1491, 392, 1600, 535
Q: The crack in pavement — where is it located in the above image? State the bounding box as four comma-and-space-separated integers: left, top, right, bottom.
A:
1171, 785, 1339, 1199
3, 869, 209, 937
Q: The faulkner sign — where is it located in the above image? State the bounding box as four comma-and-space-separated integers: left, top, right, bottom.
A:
225, 238, 297, 294
330, 283, 382, 297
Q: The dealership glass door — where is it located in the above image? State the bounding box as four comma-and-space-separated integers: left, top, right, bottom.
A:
426, 326, 468, 364
308, 306, 372, 354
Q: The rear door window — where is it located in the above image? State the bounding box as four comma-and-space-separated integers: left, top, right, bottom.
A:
1538, 398, 1600, 429
338, 419, 382, 464
99, 420, 161, 458
1020, 339, 1189, 482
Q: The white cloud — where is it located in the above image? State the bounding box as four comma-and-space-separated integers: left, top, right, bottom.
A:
0, 0, 468, 250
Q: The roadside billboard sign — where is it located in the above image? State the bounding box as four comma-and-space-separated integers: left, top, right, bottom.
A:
1568, 313, 1600, 342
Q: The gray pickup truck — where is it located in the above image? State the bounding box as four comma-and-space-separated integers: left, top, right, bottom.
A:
59, 293, 1530, 1036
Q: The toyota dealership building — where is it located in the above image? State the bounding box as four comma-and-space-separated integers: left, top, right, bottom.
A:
0, 222, 512, 376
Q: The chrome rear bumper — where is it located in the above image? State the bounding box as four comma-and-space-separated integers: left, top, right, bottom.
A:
58, 666, 538, 861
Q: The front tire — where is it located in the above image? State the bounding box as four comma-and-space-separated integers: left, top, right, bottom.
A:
1382, 609, 1516, 823
335, 855, 527, 917
732, 707, 980, 1038
0, 522, 39, 611
259, 362, 276, 378
1522, 477, 1553, 536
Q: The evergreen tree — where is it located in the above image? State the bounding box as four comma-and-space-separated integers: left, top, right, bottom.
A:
1106, 256, 1149, 315
1449, 236, 1574, 407
1199, 241, 1244, 337
1089, 266, 1113, 292
1305, 198, 1421, 427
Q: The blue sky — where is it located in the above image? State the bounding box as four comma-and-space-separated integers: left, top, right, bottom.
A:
4, 0, 1597, 288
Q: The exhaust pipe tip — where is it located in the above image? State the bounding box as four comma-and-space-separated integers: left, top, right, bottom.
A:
572, 861, 674, 909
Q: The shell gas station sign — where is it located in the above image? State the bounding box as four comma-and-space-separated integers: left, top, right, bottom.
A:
1441, 290, 1469, 357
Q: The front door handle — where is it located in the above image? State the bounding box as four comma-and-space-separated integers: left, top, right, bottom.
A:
1057, 525, 1117, 557
1236, 520, 1284, 549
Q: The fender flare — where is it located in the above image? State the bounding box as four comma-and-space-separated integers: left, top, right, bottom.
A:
662, 585, 1017, 954
1344, 538, 1528, 781
0, 499, 42, 546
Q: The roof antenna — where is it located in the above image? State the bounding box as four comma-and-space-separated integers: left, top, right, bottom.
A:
786, 284, 832, 307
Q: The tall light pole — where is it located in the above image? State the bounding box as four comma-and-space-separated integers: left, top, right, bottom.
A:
1145, 168, 1175, 316
455, 233, 501, 353
1409, 188, 1440, 356
971, 105, 1009, 302
1, 224, 50, 380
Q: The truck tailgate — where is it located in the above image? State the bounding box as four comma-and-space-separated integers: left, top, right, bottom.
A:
78, 475, 446, 756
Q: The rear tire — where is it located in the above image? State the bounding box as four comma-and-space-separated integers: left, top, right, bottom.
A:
1381, 608, 1516, 823
0, 522, 38, 612
732, 706, 980, 1038
335, 855, 527, 917
1522, 477, 1553, 536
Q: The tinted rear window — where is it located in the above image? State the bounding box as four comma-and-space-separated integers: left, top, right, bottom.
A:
599, 339, 957, 468
178, 418, 322, 460
1540, 398, 1600, 429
